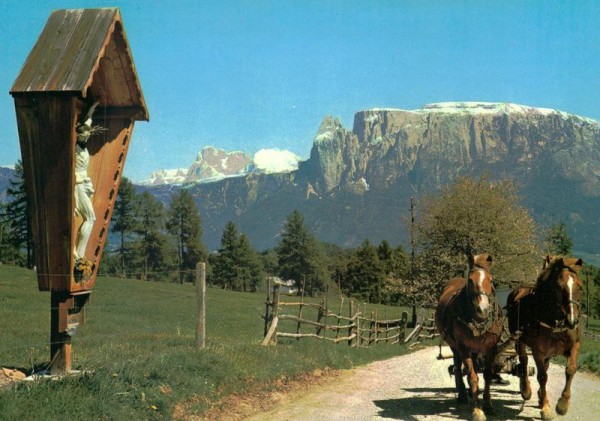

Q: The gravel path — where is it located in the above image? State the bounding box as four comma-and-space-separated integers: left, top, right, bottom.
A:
245, 346, 600, 421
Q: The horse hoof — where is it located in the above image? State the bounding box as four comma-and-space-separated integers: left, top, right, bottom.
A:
540, 405, 555, 420
472, 407, 486, 421
556, 398, 569, 415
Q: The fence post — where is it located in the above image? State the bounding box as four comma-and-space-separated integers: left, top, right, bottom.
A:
335, 297, 344, 342
262, 283, 280, 345
400, 310, 408, 344
195, 262, 206, 349
263, 277, 271, 337
296, 277, 306, 340
349, 300, 355, 347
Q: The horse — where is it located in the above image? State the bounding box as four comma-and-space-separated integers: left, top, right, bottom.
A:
435, 253, 503, 421
506, 255, 584, 420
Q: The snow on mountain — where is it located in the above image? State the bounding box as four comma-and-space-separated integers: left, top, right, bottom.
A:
141, 147, 301, 186
251, 149, 300, 174
371, 102, 599, 124
185, 146, 252, 184
142, 168, 188, 186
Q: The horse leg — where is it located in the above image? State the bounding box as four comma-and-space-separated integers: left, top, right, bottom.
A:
453, 350, 468, 404
482, 354, 494, 415
463, 355, 486, 421
533, 353, 554, 420
556, 340, 580, 415
516, 340, 532, 400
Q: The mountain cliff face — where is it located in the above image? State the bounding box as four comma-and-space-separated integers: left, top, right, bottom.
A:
137, 102, 600, 252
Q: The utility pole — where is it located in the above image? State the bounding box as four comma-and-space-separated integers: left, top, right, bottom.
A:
409, 197, 417, 327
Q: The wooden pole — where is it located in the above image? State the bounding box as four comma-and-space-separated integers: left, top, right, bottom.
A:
264, 277, 271, 338
50, 291, 73, 375
261, 284, 280, 345
195, 262, 206, 349
296, 277, 306, 339
349, 300, 355, 347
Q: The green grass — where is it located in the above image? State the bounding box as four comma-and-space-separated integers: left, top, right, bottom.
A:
0, 265, 409, 420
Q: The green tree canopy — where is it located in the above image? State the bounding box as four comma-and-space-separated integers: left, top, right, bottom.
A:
415, 176, 540, 296
166, 189, 206, 283
545, 220, 573, 256
110, 177, 138, 277
135, 191, 168, 281
1, 161, 33, 267
344, 239, 386, 303
276, 210, 326, 295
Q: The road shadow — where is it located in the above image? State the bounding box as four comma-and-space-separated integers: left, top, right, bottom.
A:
374, 387, 537, 420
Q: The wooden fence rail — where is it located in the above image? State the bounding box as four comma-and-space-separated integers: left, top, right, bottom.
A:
262, 283, 408, 347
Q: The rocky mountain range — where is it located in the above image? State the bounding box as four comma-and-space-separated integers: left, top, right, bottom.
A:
3, 102, 599, 255
141, 102, 600, 253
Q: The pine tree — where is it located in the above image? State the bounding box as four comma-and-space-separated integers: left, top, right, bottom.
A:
237, 233, 263, 292
213, 221, 239, 289
344, 239, 386, 303
135, 191, 166, 281
377, 240, 395, 276
166, 189, 205, 283
110, 177, 138, 277
276, 210, 325, 295
1, 161, 33, 267
545, 221, 573, 256
213, 222, 263, 292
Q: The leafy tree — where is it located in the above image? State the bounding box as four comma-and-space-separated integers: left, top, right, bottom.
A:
344, 239, 386, 303
414, 176, 540, 304
135, 191, 167, 281
166, 189, 206, 283
110, 177, 138, 277
1, 161, 33, 267
277, 210, 325, 295
545, 220, 573, 256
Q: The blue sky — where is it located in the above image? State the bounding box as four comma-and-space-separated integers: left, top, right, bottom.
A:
1, 0, 599, 181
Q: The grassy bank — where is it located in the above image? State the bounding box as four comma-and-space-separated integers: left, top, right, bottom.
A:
0, 266, 409, 419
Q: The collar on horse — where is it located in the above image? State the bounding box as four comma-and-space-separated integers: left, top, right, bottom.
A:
531, 265, 581, 333
453, 286, 502, 337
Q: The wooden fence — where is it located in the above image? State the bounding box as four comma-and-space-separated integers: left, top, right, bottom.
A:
262, 283, 409, 347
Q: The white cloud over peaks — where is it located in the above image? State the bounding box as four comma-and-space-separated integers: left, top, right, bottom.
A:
253, 149, 300, 174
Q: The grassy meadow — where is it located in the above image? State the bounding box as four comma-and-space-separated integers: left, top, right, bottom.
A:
0, 265, 411, 420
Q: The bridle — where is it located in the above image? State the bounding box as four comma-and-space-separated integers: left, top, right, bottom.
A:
536, 266, 581, 332
457, 269, 502, 337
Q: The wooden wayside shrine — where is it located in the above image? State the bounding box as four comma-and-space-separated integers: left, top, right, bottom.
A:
10, 8, 148, 374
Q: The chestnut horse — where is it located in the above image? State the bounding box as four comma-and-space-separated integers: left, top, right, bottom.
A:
507, 255, 583, 420
435, 254, 503, 421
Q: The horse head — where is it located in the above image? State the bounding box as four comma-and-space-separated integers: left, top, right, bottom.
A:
465, 253, 494, 323
536, 255, 584, 329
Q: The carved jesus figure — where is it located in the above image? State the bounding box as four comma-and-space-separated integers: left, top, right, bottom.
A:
74, 102, 99, 259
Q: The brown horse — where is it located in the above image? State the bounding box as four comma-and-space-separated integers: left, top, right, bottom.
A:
506, 255, 584, 420
435, 253, 503, 421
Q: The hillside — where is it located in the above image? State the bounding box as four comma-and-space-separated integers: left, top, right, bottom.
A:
142, 102, 600, 252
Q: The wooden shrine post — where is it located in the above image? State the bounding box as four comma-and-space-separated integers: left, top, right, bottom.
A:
10, 8, 148, 374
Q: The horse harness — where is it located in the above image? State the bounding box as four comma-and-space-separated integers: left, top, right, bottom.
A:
520, 267, 581, 334
444, 284, 503, 338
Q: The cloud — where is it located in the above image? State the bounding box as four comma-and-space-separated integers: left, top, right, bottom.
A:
253, 149, 300, 174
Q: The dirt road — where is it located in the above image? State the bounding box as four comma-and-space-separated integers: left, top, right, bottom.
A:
245, 347, 600, 421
